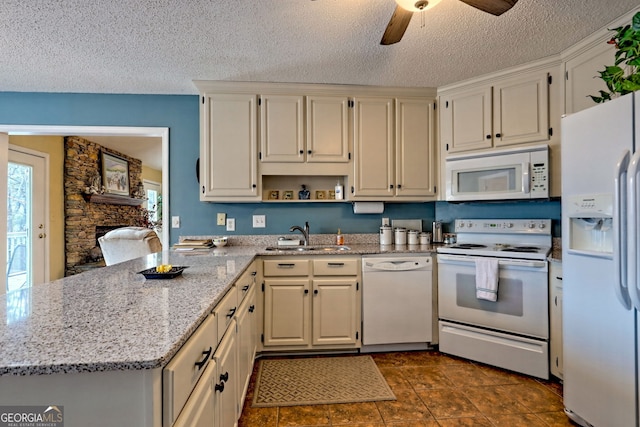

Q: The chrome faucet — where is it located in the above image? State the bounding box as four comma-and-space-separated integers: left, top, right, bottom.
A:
289, 221, 310, 246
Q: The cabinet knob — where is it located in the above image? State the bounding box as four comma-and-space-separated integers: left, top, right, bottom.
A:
249, 305, 255, 313
307, 150, 312, 154
220, 371, 229, 382
202, 185, 205, 194
389, 184, 394, 189
215, 382, 225, 392
314, 289, 318, 295
397, 184, 402, 189
486, 135, 491, 140
304, 289, 309, 294
299, 150, 304, 155
495, 133, 502, 138
252, 184, 257, 188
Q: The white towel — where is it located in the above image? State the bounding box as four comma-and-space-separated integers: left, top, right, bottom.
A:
475, 258, 499, 302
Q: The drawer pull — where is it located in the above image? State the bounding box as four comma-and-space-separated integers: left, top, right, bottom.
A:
327, 262, 345, 267
226, 307, 237, 318
277, 263, 296, 268
215, 382, 225, 392
242, 285, 250, 292
249, 305, 255, 313
251, 271, 257, 276
194, 346, 212, 370
220, 371, 229, 382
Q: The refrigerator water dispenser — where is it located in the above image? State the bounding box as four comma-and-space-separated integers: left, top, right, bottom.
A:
566, 194, 613, 256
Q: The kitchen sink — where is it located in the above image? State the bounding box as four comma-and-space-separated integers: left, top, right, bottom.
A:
265, 245, 351, 252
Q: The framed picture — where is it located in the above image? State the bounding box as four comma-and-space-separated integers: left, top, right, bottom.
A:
315, 190, 326, 200
328, 190, 336, 200
101, 152, 130, 196
268, 190, 280, 200
283, 190, 294, 200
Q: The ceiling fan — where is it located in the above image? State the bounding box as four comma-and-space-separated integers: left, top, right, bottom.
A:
381, 0, 518, 45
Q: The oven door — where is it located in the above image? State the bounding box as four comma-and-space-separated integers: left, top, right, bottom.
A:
436, 253, 548, 339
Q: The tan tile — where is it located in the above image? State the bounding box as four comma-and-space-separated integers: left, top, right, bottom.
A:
496, 384, 564, 412
415, 388, 481, 419
370, 351, 417, 367
335, 423, 385, 427
486, 413, 549, 426
386, 420, 441, 427
277, 405, 331, 427
238, 405, 277, 427
398, 351, 468, 367
440, 364, 499, 387
377, 366, 414, 391
472, 363, 530, 385
328, 402, 383, 425
461, 385, 529, 415
435, 416, 493, 426
536, 411, 575, 426
400, 365, 455, 389
375, 389, 434, 423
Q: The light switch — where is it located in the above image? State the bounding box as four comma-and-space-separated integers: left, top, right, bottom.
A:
253, 215, 266, 228
171, 216, 180, 228
217, 213, 226, 226
226, 218, 235, 231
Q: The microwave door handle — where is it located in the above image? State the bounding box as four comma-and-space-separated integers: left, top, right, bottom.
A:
522, 162, 531, 194
614, 150, 632, 309
627, 150, 640, 311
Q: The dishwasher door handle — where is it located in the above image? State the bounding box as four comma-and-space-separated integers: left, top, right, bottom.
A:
364, 259, 431, 271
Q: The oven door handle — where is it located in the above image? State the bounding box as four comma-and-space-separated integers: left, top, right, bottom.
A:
437, 254, 546, 269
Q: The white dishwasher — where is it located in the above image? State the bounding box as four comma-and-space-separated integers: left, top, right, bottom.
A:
361, 254, 436, 352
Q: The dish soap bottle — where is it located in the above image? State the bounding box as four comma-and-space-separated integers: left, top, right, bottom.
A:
336, 228, 344, 246
335, 181, 343, 200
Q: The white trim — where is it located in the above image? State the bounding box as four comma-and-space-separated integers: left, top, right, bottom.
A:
8, 144, 51, 284
0, 125, 170, 249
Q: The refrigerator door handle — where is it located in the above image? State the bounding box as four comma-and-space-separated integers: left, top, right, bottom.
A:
626, 149, 640, 311
614, 150, 632, 310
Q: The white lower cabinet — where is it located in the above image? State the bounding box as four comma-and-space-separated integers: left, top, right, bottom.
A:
549, 260, 563, 379
214, 321, 239, 427
236, 286, 257, 405
262, 257, 361, 351
172, 358, 217, 427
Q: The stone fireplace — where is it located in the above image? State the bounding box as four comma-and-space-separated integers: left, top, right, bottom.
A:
64, 136, 144, 276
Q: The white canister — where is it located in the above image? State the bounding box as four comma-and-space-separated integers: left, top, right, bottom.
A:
380, 226, 393, 245
420, 232, 431, 245
407, 230, 419, 245
394, 227, 407, 245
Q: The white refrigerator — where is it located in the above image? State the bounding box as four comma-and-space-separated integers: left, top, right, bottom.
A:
561, 92, 639, 427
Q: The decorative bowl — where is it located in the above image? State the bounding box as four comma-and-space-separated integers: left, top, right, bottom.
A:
138, 266, 188, 279
212, 237, 228, 247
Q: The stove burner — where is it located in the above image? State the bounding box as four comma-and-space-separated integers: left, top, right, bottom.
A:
500, 247, 539, 253
450, 243, 488, 249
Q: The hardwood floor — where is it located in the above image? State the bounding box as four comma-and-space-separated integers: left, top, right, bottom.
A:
238, 350, 573, 427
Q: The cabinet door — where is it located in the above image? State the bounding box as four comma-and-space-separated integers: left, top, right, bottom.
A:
493, 72, 549, 147
173, 359, 217, 427
352, 97, 394, 197
306, 95, 350, 163
312, 278, 358, 346
260, 94, 305, 163
395, 98, 436, 197
549, 262, 563, 379
565, 41, 616, 114
263, 278, 311, 346
235, 286, 256, 405
441, 86, 492, 153
201, 93, 259, 200
214, 320, 238, 427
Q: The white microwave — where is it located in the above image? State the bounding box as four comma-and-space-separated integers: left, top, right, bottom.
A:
445, 145, 549, 202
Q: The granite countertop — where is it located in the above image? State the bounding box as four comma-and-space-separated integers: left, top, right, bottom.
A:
0, 236, 438, 377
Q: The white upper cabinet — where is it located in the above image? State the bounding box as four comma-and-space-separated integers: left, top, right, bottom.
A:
305, 95, 350, 163
200, 92, 259, 201
353, 97, 436, 200
440, 69, 550, 155
259, 95, 305, 163
564, 38, 616, 115
259, 94, 350, 164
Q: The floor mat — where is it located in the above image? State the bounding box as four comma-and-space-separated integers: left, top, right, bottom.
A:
252, 355, 396, 407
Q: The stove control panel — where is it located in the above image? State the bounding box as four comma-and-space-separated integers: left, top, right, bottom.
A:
454, 219, 551, 234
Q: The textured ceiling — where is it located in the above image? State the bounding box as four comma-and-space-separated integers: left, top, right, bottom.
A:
1, 0, 639, 95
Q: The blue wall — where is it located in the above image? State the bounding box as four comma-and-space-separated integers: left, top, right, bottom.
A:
0, 92, 561, 242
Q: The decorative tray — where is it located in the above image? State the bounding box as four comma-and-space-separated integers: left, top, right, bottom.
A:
138, 266, 188, 279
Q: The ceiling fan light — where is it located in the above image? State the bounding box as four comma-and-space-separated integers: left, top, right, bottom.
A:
395, 0, 442, 12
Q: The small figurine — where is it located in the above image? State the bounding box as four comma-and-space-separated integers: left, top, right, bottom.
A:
298, 184, 310, 200
85, 172, 104, 194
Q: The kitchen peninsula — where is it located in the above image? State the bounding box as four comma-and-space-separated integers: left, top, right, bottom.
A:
0, 241, 437, 427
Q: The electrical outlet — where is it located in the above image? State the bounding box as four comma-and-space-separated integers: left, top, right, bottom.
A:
252, 215, 266, 228
226, 218, 235, 231
171, 216, 180, 228
217, 213, 226, 226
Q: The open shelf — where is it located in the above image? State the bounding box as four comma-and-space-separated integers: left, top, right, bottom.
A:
262, 175, 348, 202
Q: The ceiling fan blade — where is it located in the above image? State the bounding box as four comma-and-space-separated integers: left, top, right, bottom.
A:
380, 5, 414, 45
458, 0, 518, 16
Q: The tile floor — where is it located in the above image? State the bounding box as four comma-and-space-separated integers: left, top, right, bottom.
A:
238, 350, 574, 427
